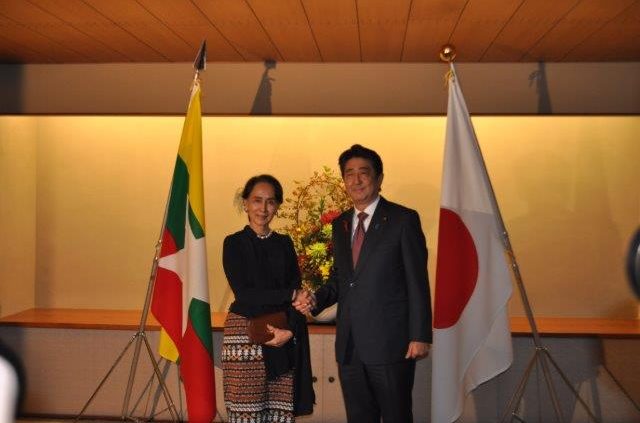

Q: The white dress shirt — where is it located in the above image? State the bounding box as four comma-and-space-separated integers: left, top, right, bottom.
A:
351, 195, 381, 242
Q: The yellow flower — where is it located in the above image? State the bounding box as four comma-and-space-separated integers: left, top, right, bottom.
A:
319, 262, 331, 278
321, 223, 332, 238
306, 242, 327, 259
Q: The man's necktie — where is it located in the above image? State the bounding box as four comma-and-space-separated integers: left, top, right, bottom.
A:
352, 211, 368, 267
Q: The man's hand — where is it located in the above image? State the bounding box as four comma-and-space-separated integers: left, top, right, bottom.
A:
405, 341, 430, 360
263, 325, 293, 347
292, 289, 316, 314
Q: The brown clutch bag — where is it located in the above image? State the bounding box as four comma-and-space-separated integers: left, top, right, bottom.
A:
247, 311, 288, 344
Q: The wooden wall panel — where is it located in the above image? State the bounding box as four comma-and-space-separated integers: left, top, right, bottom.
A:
0, 0, 639, 63
449, 0, 523, 61
84, 0, 193, 61
357, 0, 411, 61
137, 0, 241, 61
0, 13, 82, 62
3, 324, 640, 421
303, 0, 360, 61
247, 0, 321, 61
193, 0, 282, 61
1, 0, 124, 62
0, 33, 50, 63
32, 0, 165, 62
402, 0, 466, 62
564, 1, 640, 61
482, 0, 579, 62
528, 0, 636, 61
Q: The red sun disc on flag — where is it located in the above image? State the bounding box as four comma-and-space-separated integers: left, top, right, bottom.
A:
434, 208, 479, 329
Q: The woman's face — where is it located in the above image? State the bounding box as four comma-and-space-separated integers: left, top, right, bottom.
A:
244, 181, 279, 229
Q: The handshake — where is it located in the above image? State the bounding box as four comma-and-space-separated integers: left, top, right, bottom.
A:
292, 289, 317, 315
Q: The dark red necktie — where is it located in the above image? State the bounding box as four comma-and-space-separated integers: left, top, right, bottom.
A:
352, 211, 368, 267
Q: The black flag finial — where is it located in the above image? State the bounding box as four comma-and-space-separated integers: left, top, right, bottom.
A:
194, 40, 207, 72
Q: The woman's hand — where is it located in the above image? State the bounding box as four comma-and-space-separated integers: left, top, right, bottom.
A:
292, 289, 316, 315
263, 325, 293, 347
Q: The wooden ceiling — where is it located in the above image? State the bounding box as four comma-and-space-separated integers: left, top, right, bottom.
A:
0, 0, 639, 64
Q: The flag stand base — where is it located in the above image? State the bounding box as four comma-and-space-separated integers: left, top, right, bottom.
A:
499, 345, 600, 423
499, 245, 601, 423
74, 239, 180, 423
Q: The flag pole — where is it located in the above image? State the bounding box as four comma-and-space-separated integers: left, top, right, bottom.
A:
439, 45, 600, 423
75, 41, 209, 423
122, 39, 208, 420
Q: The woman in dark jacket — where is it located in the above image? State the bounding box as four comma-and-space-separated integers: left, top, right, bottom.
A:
221, 174, 314, 423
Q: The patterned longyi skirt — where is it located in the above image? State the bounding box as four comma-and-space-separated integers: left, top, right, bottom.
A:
222, 312, 295, 423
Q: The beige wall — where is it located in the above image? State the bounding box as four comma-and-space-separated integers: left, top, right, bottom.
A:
0, 117, 36, 317
1, 62, 639, 115
1, 115, 638, 318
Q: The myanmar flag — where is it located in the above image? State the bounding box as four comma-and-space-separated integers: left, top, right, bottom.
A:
151, 80, 215, 423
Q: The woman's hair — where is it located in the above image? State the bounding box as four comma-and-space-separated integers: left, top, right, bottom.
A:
241, 174, 284, 204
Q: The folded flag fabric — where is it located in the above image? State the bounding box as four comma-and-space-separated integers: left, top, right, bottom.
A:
432, 64, 513, 423
151, 80, 215, 423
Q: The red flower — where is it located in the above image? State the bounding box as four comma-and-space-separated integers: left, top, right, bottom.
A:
320, 210, 341, 225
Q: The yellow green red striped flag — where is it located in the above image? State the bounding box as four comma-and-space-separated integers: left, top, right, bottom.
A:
151, 80, 215, 422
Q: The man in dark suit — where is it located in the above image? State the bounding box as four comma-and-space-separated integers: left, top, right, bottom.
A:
294, 144, 432, 423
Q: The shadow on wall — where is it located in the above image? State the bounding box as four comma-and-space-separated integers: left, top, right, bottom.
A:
250, 60, 276, 115
529, 62, 552, 115
0, 65, 23, 113
507, 143, 630, 318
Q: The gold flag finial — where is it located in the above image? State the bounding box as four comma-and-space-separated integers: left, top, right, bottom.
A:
439, 44, 456, 63
440, 44, 456, 88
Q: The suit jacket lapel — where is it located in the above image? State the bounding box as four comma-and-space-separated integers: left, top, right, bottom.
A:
352, 197, 389, 278
338, 210, 354, 276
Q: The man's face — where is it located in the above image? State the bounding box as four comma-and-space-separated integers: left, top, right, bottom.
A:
343, 157, 383, 210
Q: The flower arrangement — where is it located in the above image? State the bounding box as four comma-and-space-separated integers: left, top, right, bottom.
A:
279, 166, 352, 291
